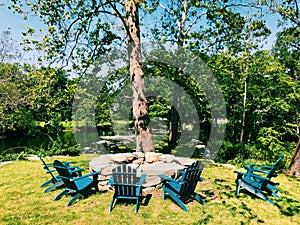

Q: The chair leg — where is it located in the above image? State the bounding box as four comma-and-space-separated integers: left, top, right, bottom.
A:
254, 189, 274, 204
67, 193, 83, 206
54, 189, 68, 201
135, 198, 140, 213
43, 180, 64, 193
40, 178, 55, 188
194, 193, 206, 206
235, 179, 241, 195
93, 173, 99, 191
162, 185, 166, 200
272, 192, 280, 198
176, 198, 188, 212
109, 197, 116, 212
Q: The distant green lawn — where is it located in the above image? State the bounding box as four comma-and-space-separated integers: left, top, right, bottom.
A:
0, 156, 299, 225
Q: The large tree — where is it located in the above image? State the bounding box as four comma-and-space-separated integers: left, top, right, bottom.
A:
8, 0, 155, 152
6, 0, 270, 152
8, 0, 296, 160
125, 1, 154, 152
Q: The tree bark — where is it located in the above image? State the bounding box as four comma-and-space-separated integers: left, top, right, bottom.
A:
125, 0, 154, 153
288, 137, 300, 176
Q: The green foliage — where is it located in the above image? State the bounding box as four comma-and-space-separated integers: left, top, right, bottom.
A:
1, 0, 299, 165
0, 132, 80, 162
0, 62, 77, 136
0, 149, 30, 162
37, 133, 80, 157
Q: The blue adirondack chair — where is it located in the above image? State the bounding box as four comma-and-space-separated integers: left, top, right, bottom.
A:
53, 160, 100, 206
108, 164, 147, 213
159, 160, 206, 212
235, 154, 284, 204
38, 155, 82, 193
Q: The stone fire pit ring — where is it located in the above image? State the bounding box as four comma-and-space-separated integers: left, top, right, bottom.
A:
89, 152, 196, 192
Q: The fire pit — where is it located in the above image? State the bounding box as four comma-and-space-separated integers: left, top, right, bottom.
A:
89, 152, 196, 192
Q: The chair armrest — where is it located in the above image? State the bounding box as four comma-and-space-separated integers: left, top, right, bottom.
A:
260, 166, 272, 170
138, 174, 147, 185
71, 171, 100, 182
46, 169, 57, 173
44, 164, 54, 169
245, 164, 272, 174
63, 161, 72, 166
107, 176, 113, 185
234, 171, 246, 174
245, 164, 264, 171
248, 173, 270, 182
46, 161, 72, 168
68, 167, 83, 175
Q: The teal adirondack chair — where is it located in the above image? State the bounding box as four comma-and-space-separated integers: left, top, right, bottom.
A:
108, 164, 147, 213
235, 154, 284, 204
38, 155, 82, 193
53, 160, 100, 206
159, 160, 206, 212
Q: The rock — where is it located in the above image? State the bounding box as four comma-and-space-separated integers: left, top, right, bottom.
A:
90, 154, 112, 165
100, 164, 118, 176
145, 152, 162, 163
111, 153, 135, 163
132, 152, 145, 159
195, 144, 206, 149
97, 174, 109, 181
88, 153, 202, 191
171, 157, 195, 166
143, 175, 161, 187
143, 187, 157, 196
141, 162, 184, 177
160, 154, 176, 163
132, 159, 144, 164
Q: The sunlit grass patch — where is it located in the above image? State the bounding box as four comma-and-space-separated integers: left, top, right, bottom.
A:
0, 156, 299, 225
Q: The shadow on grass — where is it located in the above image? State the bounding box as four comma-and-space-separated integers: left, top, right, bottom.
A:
235, 188, 300, 217
109, 194, 153, 211
162, 192, 206, 210
142, 193, 153, 206
275, 197, 300, 217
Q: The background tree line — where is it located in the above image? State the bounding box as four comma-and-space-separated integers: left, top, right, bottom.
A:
1, 0, 299, 174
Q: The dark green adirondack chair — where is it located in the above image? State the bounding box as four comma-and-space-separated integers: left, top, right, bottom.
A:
38, 155, 82, 193
108, 164, 147, 213
53, 160, 100, 206
235, 154, 284, 204
159, 160, 206, 212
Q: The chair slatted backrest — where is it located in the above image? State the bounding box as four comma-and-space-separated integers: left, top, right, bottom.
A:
179, 161, 204, 198
266, 154, 284, 179
38, 155, 57, 181
112, 165, 139, 197
53, 160, 78, 191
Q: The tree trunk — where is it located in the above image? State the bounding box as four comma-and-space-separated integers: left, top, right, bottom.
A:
125, 0, 154, 153
168, 106, 180, 149
288, 137, 300, 176
240, 78, 247, 144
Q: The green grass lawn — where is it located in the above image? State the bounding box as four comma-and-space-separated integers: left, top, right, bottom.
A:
0, 156, 299, 225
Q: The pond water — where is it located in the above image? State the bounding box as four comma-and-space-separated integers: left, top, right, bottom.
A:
0, 132, 77, 154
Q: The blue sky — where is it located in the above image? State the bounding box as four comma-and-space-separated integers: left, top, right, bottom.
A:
0, 4, 45, 41
0, 2, 281, 55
